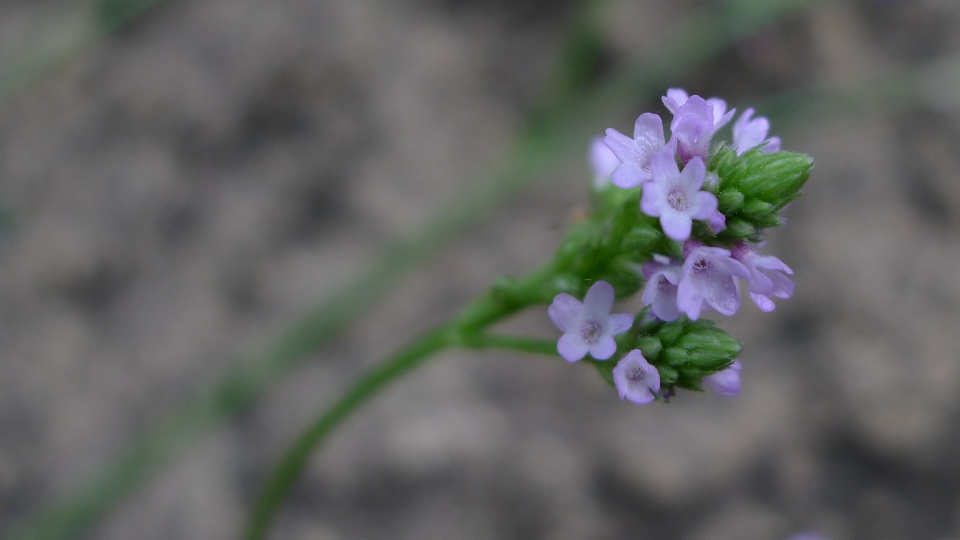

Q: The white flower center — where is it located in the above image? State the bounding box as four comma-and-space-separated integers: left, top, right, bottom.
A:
666, 186, 690, 212
580, 319, 603, 344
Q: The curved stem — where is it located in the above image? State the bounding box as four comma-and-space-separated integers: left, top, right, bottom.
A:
243, 325, 455, 540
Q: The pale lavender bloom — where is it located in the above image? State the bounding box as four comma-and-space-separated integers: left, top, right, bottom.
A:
613, 350, 660, 405
786, 534, 829, 540
731, 243, 794, 312
669, 95, 730, 162
589, 135, 620, 187
677, 241, 750, 320
733, 108, 781, 155
640, 151, 718, 241
548, 281, 634, 362
641, 256, 682, 321
704, 360, 742, 396
603, 113, 676, 189
661, 88, 734, 129
706, 211, 726, 234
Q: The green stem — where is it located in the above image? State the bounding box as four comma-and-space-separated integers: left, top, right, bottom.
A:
462, 334, 559, 356
243, 325, 455, 540
242, 267, 559, 540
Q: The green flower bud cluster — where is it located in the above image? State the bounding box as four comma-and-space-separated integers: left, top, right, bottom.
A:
705, 146, 813, 243
589, 311, 742, 396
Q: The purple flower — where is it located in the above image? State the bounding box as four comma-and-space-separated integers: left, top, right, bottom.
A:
588, 135, 620, 187
641, 256, 682, 321
663, 90, 735, 163
704, 360, 742, 396
640, 151, 718, 241
677, 241, 750, 320
732, 108, 781, 155
613, 350, 660, 404
731, 243, 794, 312
603, 113, 676, 189
548, 281, 634, 362
662, 88, 734, 129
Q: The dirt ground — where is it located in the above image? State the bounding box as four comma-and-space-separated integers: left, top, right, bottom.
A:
1, 0, 960, 539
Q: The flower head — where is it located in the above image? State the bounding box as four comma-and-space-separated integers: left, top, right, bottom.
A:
704, 360, 742, 396
641, 256, 682, 321
613, 350, 660, 404
640, 152, 718, 241
665, 92, 735, 162
548, 281, 634, 362
602, 113, 676, 189
731, 243, 794, 312
588, 135, 620, 187
677, 241, 750, 320
662, 88, 734, 129
733, 108, 781, 155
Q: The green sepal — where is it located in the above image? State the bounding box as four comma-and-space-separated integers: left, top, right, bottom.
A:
717, 189, 744, 214
635, 336, 662, 362
657, 365, 679, 385
707, 146, 812, 242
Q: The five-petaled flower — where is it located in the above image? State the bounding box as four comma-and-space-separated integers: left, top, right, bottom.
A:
548, 281, 634, 362
602, 113, 675, 189
666, 92, 735, 162
731, 243, 795, 312
613, 350, 661, 404
640, 151, 718, 241
677, 240, 750, 320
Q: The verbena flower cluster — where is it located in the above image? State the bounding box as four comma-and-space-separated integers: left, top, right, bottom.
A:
549, 88, 811, 405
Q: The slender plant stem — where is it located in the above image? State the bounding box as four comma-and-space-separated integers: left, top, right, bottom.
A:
462, 334, 559, 356
243, 325, 456, 540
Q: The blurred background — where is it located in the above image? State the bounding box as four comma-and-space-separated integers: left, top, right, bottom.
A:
0, 0, 959, 539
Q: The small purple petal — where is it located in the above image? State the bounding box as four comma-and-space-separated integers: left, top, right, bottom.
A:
660, 211, 693, 241
764, 136, 781, 152
691, 191, 719, 220
611, 162, 650, 189
557, 333, 589, 362
548, 293, 584, 333
589, 136, 621, 187
678, 156, 706, 191
704, 360, 742, 396
590, 336, 618, 360
733, 108, 779, 155
662, 88, 689, 114
583, 281, 615, 315
750, 292, 777, 312
602, 128, 635, 161
606, 313, 634, 336
633, 113, 666, 151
